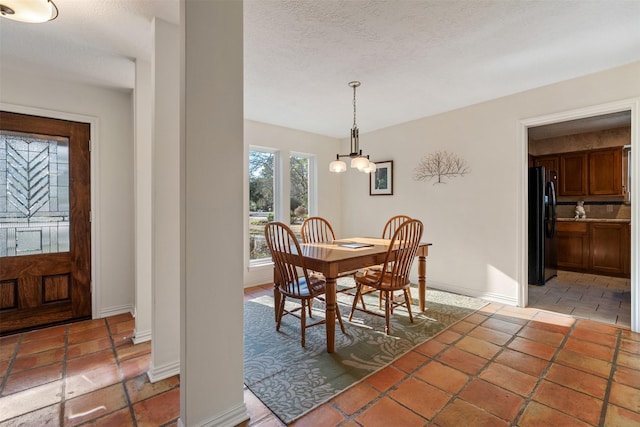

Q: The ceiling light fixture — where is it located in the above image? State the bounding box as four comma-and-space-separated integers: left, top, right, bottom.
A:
329, 81, 376, 174
0, 0, 58, 23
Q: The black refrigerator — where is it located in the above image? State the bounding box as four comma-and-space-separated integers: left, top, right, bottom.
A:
528, 166, 558, 285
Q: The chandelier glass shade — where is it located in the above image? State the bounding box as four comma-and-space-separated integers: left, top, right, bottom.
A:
0, 0, 58, 23
329, 81, 375, 173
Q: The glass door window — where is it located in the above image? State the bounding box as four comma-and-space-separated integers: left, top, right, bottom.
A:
1, 131, 70, 257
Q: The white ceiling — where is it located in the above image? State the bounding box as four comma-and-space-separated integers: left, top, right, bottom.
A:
1, 0, 639, 138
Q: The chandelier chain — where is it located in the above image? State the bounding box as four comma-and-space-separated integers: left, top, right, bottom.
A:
352, 84, 357, 128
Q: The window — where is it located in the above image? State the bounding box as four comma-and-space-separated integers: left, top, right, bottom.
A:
248, 148, 316, 266
289, 154, 311, 239
249, 149, 276, 263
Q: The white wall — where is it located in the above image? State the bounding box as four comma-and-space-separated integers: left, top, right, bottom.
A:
340, 61, 640, 307
134, 59, 153, 343
149, 18, 181, 382
1, 68, 135, 317
243, 120, 342, 286
181, 0, 247, 425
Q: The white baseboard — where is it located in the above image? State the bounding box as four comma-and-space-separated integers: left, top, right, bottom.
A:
426, 281, 518, 306
147, 359, 180, 383
98, 304, 133, 319
133, 328, 152, 344
180, 402, 248, 427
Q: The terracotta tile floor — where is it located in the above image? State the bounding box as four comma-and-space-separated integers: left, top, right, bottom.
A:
0, 313, 180, 426
1, 283, 639, 426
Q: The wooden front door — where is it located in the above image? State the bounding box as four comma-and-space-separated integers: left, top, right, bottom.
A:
0, 111, 91, 334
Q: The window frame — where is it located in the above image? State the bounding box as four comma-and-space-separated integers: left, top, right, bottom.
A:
248, 146, 279, 267
247, 147, 317, 268
289, 151, 316, 225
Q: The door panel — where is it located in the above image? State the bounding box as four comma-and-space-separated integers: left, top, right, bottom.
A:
0, 111, 91, 334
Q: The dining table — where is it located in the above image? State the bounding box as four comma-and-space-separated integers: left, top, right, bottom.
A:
272, 237, 432, 353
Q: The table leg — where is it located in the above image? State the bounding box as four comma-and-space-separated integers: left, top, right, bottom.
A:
418, 255, 426, 312
325, 277, 337, 353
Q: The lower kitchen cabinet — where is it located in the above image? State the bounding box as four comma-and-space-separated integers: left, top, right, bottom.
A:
556, 221, 630, 277
557, 222, 589, 270
590, 222, 629, 276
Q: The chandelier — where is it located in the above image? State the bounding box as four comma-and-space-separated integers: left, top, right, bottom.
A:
329, 81, 376, 174
0, 0, 58, 23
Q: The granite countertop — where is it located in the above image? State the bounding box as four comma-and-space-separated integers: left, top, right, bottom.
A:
557, 218, 631, 223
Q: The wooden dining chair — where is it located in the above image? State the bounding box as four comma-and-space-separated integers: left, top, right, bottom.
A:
349, 219, 423, 335
301, 216, 358, 297
368, 215, 412, 308
264, 221, 345, 347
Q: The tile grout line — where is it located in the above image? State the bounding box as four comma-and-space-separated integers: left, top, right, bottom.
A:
429, 307, 548, 425
597, 327, 623, 426
510, 311, 578, 425
0, 333, 22, 395
418, 309, 516, 425
106, 318, 139, 427
59, 324, 70, 426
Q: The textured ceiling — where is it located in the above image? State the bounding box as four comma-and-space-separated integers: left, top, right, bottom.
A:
1, 0, 639, 138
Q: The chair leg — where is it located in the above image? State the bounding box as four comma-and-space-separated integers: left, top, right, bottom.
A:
356, 286, 368, 311
335, 304, 346, 333
349, 284, 362, 321
383, 291, 391, 335
404, 289, 414, 323
384, 291, 403, 310
301, 300, 307, 347
308, 298, 313, 318
276, 296, 286, 331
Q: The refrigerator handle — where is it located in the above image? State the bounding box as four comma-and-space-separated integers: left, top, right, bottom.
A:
546, 181, 557, 238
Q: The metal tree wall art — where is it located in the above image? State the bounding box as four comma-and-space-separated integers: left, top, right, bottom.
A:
413, 150, 470, 184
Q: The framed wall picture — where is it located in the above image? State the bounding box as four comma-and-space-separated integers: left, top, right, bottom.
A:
370, 160, 393, 195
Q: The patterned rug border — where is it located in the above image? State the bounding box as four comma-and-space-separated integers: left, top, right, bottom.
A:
244, 285, 488, 424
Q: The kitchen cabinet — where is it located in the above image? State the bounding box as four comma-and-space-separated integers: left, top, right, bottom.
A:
533, 155, 559, 176
556, 222, 589, 270
590, 222, 629, 276
556, 220, 630, 277
559, 152, 588, 196
534, 147, 626, 197
588, 147, 624, 196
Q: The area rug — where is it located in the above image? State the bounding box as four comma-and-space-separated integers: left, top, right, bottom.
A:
243, 279, 487, 424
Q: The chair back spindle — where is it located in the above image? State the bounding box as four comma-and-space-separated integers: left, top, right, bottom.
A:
301, 216, 336, 244
381, 215, 412, 239
380, 219, 423, 289
265, 222, 313, 298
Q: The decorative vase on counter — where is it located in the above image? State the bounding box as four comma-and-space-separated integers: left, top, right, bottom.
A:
574, 201, 586, 219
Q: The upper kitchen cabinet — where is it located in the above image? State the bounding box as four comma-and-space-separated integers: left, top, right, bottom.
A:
533, 155, 559, 176
559, 152, 588, 196
588, 147, 624, 196
528, 114, 631, 201
534, 147, 627, 198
